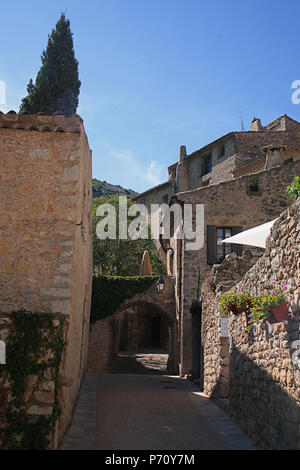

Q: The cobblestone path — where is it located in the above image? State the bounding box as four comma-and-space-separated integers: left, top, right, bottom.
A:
61, 353, 255, 450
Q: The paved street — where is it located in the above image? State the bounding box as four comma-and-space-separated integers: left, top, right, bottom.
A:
61, 353, 255, 451
108, 350, 169, 374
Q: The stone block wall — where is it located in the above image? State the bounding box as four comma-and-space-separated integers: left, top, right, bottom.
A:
87, 317, 116, 373
0, 113, 93, 448
202, 199, 300, 449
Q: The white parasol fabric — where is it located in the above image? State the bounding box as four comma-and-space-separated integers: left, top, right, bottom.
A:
222, 219, 278, 248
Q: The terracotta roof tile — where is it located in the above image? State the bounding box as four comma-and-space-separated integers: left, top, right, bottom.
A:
0, 111, 82, 134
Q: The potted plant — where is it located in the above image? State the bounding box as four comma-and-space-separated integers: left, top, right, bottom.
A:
265, 281, 289, 324
268, 302, 289, 324
248, 281, 289, 327
219, 291, 252, 316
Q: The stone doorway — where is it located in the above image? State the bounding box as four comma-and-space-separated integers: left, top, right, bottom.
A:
112, 304, 170, 374
87, 276, 178, 375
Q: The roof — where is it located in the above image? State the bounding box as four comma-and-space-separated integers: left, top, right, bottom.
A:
0, 110, 82, 134
132, 180, 172, 201
233, 157, 266, 178
173, 114, 300, 164
135, 114, 299, 201
264, 113, 300, 129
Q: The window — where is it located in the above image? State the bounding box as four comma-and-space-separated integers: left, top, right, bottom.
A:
217, 228, 233, 263
218, 144, 225, 158
207, 225, 243, 265
162, 194, 169, 204
247, 176, 261, 196
201, 153, 212, 176
249, 181, 259, 193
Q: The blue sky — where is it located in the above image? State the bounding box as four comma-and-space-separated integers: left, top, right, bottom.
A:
0, 0, 299, 193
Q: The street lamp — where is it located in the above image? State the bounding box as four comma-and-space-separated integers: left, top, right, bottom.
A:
156, 275, 165, 293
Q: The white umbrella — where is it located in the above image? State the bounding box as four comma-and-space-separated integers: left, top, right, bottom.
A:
222, 219, 278, 248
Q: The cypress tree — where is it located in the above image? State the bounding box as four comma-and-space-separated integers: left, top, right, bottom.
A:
19, 13, 81, 116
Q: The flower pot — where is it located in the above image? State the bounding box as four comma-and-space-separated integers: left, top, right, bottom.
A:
268, 302, 289, 324
231, 305, 245, 315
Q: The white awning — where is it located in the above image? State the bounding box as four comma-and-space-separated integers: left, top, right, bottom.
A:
222, 219, 278, 248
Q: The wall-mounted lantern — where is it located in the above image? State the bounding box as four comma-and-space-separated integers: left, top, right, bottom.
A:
156, 275, 165, 293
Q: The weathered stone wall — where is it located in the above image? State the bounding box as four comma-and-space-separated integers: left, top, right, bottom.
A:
201, 251, 260, 399
0, 114, 93, 448
87, 317, 116, 373
0, 312, 68, 449
176, 160, 300, 374
202, 199, 300, 450
234, 128, 300, 167
186, 136, 236, 190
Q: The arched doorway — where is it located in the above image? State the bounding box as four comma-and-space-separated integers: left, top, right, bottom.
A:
87, 276, 178, 375
112, 301, 174, 374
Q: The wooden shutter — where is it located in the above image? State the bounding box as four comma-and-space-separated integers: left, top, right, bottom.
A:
207, 225, 217, 265
231, 226, 243, 257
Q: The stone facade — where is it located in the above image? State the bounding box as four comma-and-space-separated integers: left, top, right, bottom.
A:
0, 113, 93, 448
201, 199, 300, 449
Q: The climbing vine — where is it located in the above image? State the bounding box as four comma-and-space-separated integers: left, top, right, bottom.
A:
0, 310, 66, 450
91, 275, 158, 323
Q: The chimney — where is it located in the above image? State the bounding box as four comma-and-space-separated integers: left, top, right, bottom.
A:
251, 117, 263, 131
263, 145, 285, 169
179, 145, 187, 163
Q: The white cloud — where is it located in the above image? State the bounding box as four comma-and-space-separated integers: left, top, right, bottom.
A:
95, 141, 166, 192
146, 160, 165, 186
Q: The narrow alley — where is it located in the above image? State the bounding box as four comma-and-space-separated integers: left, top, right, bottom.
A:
61, 352, 255, 451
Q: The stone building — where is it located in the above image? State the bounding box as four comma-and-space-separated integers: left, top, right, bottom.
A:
133, 114, 300, 376
0, 111, 93, 448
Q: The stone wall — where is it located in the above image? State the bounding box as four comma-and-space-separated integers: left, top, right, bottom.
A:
87, 317, 116, 373
202, 198, 300, 450
201, 251, 260, 399
0, 113, 93, 448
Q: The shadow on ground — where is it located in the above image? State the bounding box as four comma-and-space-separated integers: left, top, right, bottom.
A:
108, 349, 169, 374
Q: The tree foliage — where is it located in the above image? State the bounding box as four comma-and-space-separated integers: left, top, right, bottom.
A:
19, 13, 80, 116
93, 195, 166, 276
91, 275, 158, 323
286, 176, 300, 202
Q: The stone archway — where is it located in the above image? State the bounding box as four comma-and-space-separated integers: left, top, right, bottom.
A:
87, 276, 178, 374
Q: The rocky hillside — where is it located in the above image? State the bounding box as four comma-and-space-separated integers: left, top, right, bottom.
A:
92, 178, 138, 198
